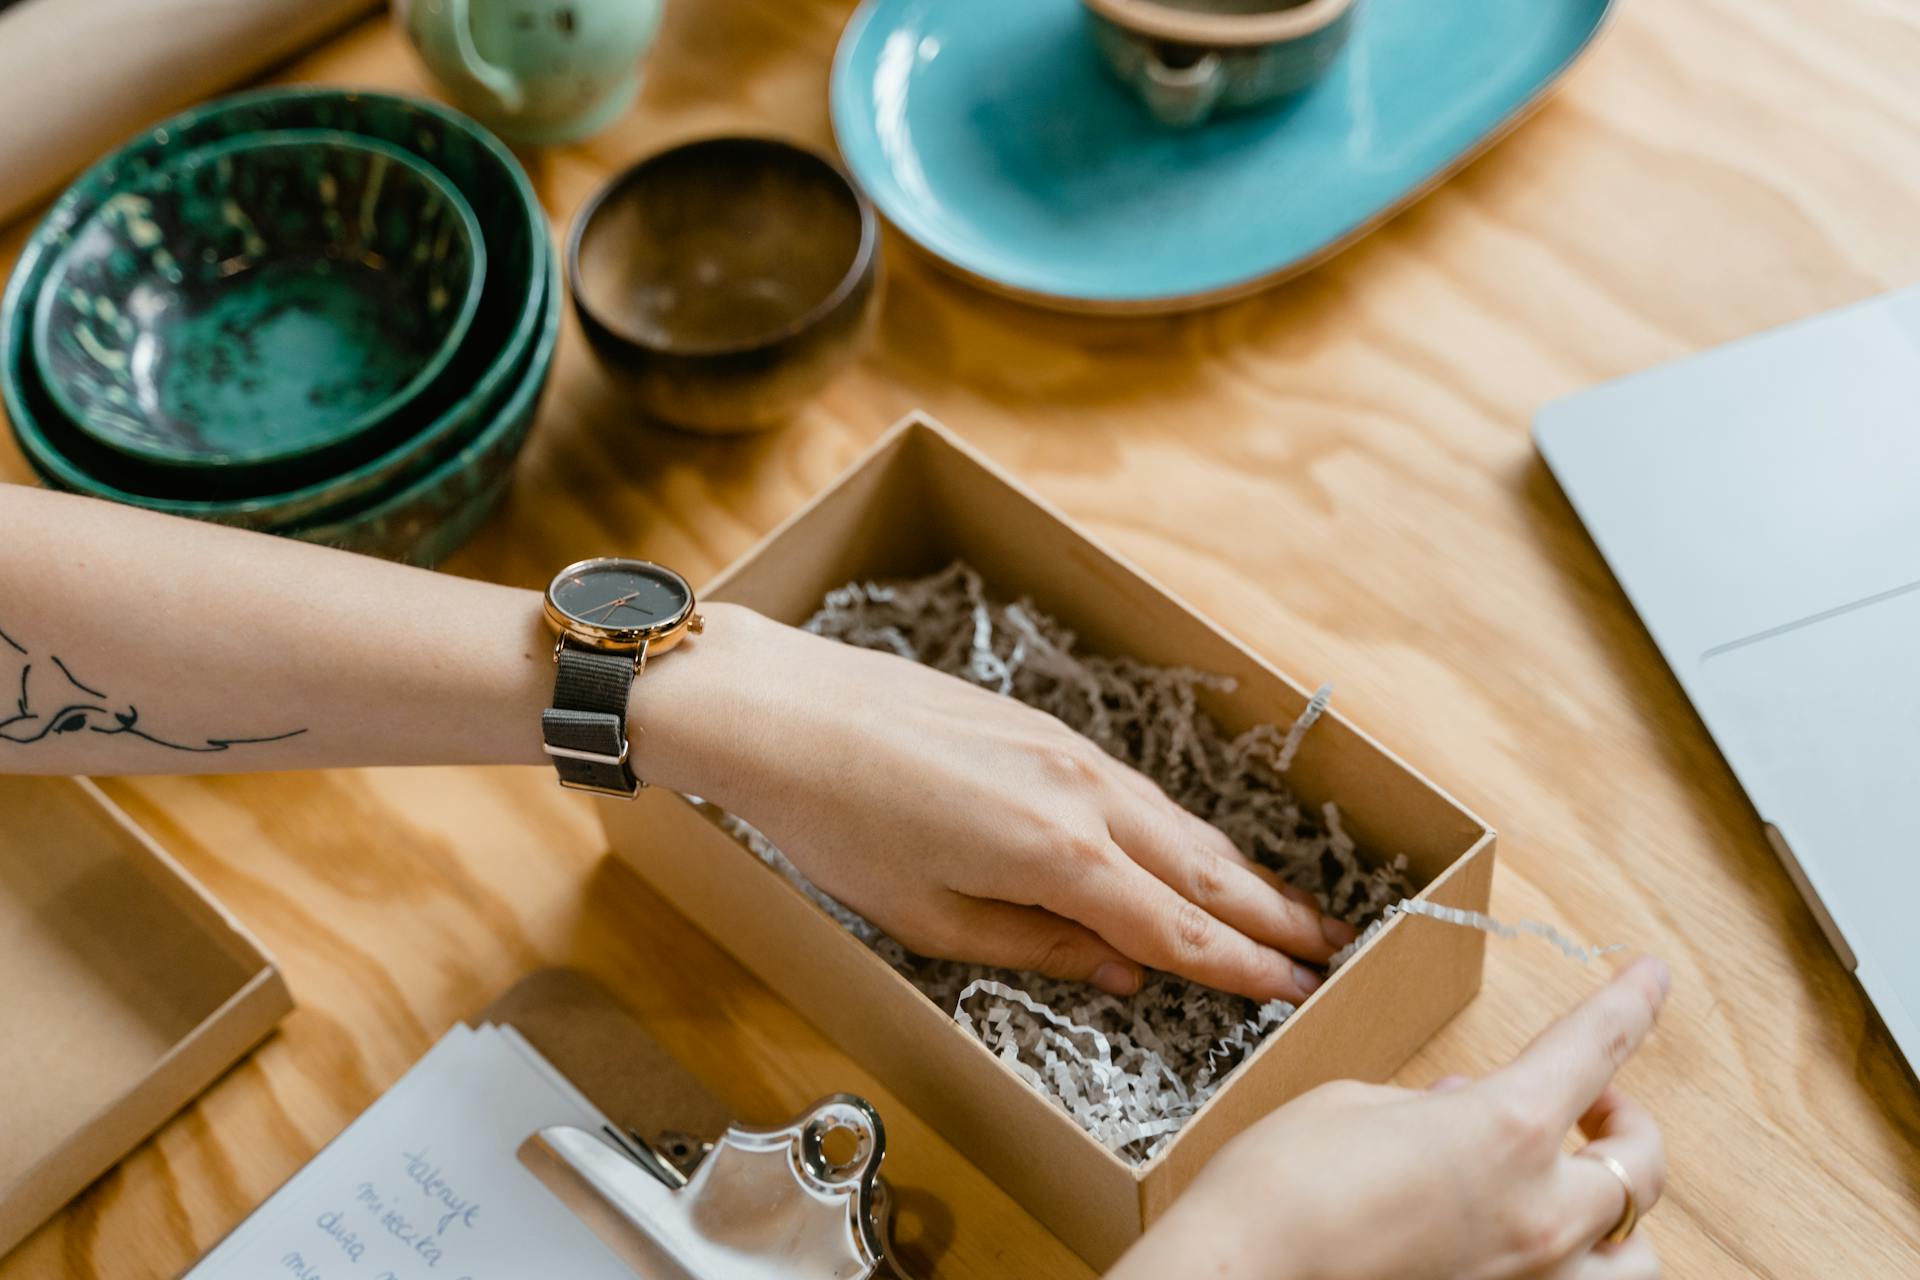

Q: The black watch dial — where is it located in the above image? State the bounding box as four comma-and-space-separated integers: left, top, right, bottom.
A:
548, 559, 693, 636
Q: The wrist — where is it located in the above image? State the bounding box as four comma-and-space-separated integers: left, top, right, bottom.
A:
1108, 1160, 1333, 1280
620, 601, 776, 802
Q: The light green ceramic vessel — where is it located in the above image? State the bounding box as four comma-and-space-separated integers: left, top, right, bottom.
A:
395, 0, 664, 144
2, 88, 549, 531
33, 130, 485, 474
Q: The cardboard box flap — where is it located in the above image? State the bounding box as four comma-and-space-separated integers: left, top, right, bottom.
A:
0, 777, 291, 1257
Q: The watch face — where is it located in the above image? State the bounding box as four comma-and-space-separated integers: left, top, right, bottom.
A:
547, 559, 693, 637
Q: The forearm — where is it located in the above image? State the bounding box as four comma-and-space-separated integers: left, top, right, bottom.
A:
0, 484, 748, 782
0, 485, 1371, 1007
1106, 1197, 1317, 1280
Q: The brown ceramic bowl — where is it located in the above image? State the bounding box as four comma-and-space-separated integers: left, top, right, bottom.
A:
568, 136, 881, 433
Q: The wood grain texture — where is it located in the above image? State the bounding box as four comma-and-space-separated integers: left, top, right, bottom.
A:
4, 1, 1920, 1275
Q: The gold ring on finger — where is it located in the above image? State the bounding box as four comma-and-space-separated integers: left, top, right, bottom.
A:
1583, 1150, 1639, 1245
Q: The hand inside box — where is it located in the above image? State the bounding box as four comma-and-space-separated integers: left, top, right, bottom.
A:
702, 562, 1415, 1161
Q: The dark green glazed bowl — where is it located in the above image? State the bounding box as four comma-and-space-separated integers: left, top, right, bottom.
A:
34, 130, 486, 474
1, 87, 549, 528
289, 248, 560, 565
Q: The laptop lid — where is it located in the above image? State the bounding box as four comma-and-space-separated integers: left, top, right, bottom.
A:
1534, 286, 1920, 1066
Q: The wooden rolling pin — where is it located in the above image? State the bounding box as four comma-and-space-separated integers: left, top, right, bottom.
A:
0, 0, 379, 228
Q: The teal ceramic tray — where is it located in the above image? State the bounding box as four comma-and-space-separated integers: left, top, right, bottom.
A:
831, 0, 1614, 314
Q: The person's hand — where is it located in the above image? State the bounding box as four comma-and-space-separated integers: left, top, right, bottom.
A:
636, 604, 1353, 1003
1107, 958, 1670, 1280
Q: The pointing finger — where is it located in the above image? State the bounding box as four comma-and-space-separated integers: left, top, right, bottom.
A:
1488, 957, 1670, 1133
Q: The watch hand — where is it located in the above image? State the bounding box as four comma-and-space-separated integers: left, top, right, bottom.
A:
583, 591, 641, 622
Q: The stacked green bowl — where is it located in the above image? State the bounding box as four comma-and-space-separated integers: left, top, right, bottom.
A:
1, 88, 560, 565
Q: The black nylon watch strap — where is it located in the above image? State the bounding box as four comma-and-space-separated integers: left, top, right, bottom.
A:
544, 645, 641, 796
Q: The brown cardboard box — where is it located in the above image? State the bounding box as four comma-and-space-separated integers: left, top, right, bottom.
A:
0, 776, 291, 1257
598, 412, 1496, 1268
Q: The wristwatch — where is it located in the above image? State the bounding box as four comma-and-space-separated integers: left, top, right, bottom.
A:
542, 557, 704, 798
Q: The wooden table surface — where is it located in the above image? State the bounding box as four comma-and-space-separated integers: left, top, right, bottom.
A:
6, 2, 1920, 1276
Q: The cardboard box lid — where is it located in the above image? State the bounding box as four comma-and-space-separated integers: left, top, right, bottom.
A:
0, 777, 292, 1258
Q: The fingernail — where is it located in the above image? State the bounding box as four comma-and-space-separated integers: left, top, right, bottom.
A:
1427, 1074, 1472, 1093
1321, 915, 1358, 947
1093, 963, 1141, 996
1293, 962, 1324, 996
1642, 957, 1672, 999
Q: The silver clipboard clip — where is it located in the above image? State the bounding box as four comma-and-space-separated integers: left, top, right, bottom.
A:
518, 1094, 913, 1279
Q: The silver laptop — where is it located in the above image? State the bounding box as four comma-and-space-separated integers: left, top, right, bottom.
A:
1534, 285, 1920, 1069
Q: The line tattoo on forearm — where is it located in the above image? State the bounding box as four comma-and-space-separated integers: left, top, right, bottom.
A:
0, 622, 306, 752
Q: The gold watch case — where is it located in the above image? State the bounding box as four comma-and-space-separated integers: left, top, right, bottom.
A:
544, 557, 705, 672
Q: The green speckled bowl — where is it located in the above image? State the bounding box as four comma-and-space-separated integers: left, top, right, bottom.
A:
33, 131, 485, 474
289, 246, 560, 565
2, 88, 549, 529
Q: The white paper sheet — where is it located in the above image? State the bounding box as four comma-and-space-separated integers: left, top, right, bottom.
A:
190, 1024, 639, 1280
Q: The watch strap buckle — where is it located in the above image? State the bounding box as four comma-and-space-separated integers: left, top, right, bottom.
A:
542, 707, 642, 798
547, 622, 662, 801
554, 774, 646, 799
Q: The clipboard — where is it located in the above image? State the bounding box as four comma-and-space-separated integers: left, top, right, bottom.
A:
484, 968, 914, 1280
474, 967, 737, 1166
179, 968, 914, 1280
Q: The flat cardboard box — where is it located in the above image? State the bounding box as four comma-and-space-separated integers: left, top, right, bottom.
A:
0, 777, 291, 1257
598, 412, 1496, 1268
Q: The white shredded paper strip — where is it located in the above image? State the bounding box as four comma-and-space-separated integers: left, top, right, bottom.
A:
710, 564, 1616, 1161
1274, 683, 1333, 772
955, 979, 1117, 1084
1387, 898, 1623, 964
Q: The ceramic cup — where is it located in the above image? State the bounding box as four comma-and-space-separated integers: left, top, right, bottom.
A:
569, 136, 880, 433
1081, 0, 1360, 126
395, 0, 664, 144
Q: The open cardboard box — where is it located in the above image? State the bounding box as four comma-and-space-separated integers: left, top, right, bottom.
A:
0, 777, 291, 1257
598, 411, 1496, 1268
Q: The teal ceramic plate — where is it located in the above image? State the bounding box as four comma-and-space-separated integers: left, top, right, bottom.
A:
830, 0, 1614, 313
2, 88, 548, 523
35, 131, 485, 471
